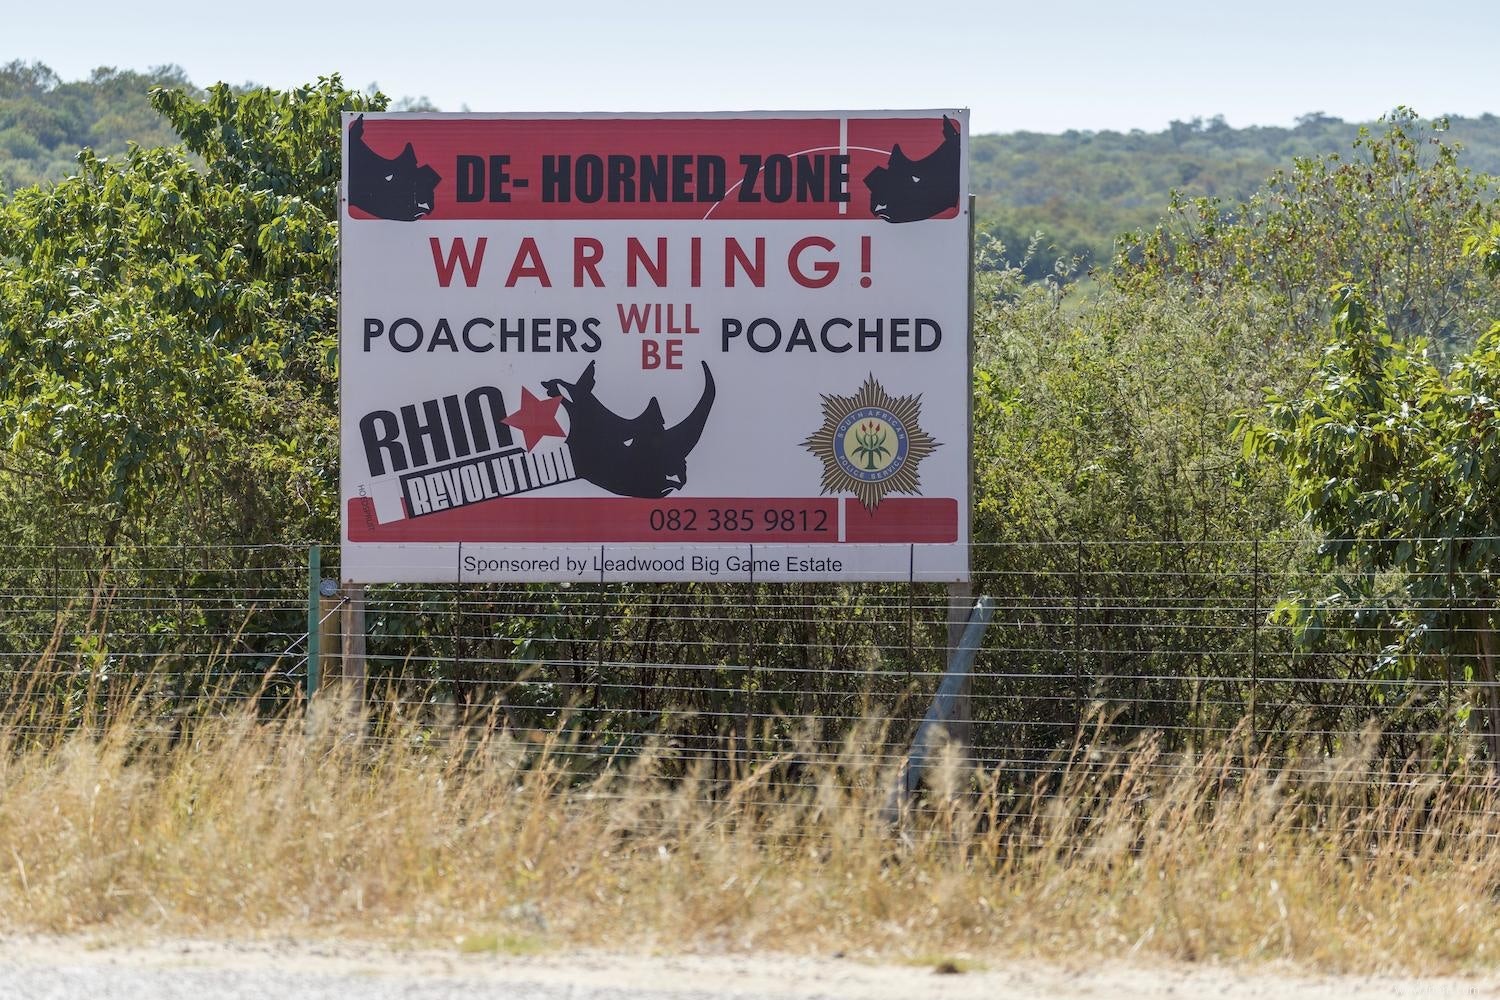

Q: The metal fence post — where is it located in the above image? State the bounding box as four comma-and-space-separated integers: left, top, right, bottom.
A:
944, 580, 975, 748
1446, 545, 1455, 721
906, 544, 915, 668
452, 543, 463, 702
1251, 537, 1260, 743
51, 545, 59, 637
746, 545, 758, 753
177, 543, 187, 662
883, 596, 996, 821
595, 547, 607, 688
1074, 540, 1085, 721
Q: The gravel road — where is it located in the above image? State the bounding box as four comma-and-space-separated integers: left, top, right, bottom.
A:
0, 937, 1494, 1000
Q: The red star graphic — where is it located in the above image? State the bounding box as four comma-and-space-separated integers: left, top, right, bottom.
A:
502, 386, 566, 451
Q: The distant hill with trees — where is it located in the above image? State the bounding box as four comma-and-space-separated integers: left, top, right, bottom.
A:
0, 62, 195, 190
972, 113, 1500, 279
2, 59, 1497, 280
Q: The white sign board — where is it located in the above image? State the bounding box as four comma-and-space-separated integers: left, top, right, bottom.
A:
340, 111, 970, 583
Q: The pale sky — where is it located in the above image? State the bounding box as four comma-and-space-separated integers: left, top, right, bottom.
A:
7, 0, 1498, 135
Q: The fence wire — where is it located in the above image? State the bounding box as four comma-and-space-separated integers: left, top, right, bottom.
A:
4, 538, 1499, 788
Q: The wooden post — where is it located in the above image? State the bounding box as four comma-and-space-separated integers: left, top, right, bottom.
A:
318, 588, 340, 678
341, 583, 367, 710
306, 545, 321, 697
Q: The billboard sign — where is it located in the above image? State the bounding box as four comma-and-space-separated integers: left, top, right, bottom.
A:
340, 110, 971, 583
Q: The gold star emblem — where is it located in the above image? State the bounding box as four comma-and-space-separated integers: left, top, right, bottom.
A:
801, 374, 939, 511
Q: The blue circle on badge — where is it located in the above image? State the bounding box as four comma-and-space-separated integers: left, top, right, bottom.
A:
834, 407, 909, 483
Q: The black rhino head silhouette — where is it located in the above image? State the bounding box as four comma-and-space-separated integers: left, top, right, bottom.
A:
347, 115, 441, 221
542, 361, 716, 499
863, 116, 961, 223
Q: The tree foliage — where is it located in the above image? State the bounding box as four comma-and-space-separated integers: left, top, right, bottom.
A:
974, 110, 1500, 281
1242, 276, 1500, 758
0, 77, 383, 546
1116, 110, 1500, 352
0, 61, 196, 190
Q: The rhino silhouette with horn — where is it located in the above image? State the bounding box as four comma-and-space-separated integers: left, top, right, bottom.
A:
347, 115, 441, 221
864, 115, 961, 223
542, 361, 716, 498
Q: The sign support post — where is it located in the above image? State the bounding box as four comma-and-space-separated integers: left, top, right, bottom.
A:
341, 584, 368, 711
306, 544, 321, 697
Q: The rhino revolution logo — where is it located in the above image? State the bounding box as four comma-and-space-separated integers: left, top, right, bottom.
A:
358, 363, 716, 519
802, 375, 939, 511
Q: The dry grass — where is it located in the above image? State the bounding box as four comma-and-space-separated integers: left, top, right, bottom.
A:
1, 686, 1498, 974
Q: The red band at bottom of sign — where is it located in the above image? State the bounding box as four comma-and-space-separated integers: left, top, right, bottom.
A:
840, 498, 959, 543
345, 496, 957, 544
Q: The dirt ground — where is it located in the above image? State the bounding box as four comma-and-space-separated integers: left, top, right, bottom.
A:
0, 935, 1496, 1000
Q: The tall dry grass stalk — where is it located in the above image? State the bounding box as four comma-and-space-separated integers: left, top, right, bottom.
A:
0, 685, 1498, 973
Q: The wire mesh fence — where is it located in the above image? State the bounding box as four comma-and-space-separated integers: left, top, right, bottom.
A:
6, 536, 1499, 786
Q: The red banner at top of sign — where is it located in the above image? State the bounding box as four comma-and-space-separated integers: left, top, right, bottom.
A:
343, 113, 966, 222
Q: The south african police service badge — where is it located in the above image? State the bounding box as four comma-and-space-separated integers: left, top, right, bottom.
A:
801, 375, 940, 511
